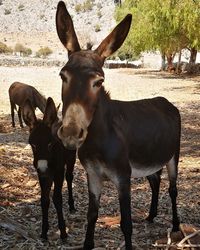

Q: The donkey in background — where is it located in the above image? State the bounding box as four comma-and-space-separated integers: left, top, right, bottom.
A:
23, 97, 76, 240
56, 2, 181, 249
9, 81, 46, 128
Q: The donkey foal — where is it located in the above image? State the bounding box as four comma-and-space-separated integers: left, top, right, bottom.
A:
9, 81, 46, 128
23, 97, 76, 240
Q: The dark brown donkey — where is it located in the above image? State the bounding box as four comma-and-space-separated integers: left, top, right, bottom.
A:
23, 97, 76, 240
9, 81, 46, 128
56, 2, 181, 249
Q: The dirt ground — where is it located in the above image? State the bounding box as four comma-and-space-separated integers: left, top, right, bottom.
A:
0, 66, 200, 249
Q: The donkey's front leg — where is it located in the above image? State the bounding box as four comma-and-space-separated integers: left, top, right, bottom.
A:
39, 177, 52, 240
118, 178, 132, 250
65, 149, 76, 213
53, 172, 67, 239
84, 171, 103, 250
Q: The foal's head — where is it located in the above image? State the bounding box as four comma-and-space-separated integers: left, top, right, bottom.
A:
56, 1, 132, 149
23, 97, 58, 177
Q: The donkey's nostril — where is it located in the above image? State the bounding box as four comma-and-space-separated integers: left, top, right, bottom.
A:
60, 126, 68, 135
79, 129, 84, 139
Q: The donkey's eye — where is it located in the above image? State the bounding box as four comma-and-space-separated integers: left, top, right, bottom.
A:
93, 78, 104, 88
60, 74, 67, 82
60, 71, 69, 83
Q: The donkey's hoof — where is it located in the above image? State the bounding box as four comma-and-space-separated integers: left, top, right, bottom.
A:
61, 232, 68, 240
69, 207, 76, 214
40, 233, 48, 240
145, 216, 154, 223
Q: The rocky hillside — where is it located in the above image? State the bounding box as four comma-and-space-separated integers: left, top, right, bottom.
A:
0, 0, 116, 56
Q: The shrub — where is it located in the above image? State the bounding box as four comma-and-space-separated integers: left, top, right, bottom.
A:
23, 48, 32, 56
0, 42, 13, 54
75, 0, 93, 13
95, 24, 101, 32
36, 47, 52, 58
40, 14, 45, 20
75, 3, 82, 13
18, 4, 24, 11
4, 9, 11, 15
112, 48, 140, 61
14, 43, 32, 56
97, 3, 102, 9
83, 0, 93, 11
97, 10, 102, 18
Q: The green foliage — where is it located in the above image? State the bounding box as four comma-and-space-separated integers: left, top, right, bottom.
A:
14, 43, 32, 56
36, 47, 52, 58
115, 0, 200, 59
23, 48, 32, 56
0, 42, 13, 54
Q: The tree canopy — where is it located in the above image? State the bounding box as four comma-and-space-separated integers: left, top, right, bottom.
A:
115, 0, 200, 60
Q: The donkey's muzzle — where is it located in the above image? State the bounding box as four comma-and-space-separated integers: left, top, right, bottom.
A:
57, 124, 86, 149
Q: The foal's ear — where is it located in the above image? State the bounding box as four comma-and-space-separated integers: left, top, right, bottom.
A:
56, 1, 80, 56
22, 100, 37, 129
95, 14, 132, 61
43, 97, 58, 127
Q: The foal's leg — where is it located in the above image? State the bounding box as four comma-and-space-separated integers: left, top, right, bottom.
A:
83, 171, 103, 250
146, 170, 162, 222
53, 171, 67, 239
39, 177, 53, 239
117, 177, 132, 250
18, 106, 24, 128
65, 150, 76, 212
10, 102, 15, 127
167, 157, 180, 231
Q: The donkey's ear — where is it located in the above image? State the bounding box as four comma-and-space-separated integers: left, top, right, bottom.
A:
22, 100, 37, 129
43, 97, 58, 127
95, 14, 132, 61
56, 1, 80, 56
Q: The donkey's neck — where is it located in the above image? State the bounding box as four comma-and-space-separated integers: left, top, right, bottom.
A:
34, 91, 46, 113
88, 87, 111, 136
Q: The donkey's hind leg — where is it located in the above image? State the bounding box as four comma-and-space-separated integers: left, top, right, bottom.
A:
10, 102, 15, 127
18, 106, 24, 128
167, 156, 180, 231
146, 169, 162, 222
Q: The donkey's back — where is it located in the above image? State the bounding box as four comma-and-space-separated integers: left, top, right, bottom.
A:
112, 96, 181, 175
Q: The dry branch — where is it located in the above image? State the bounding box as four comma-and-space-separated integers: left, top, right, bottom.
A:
0, 214, 36, 241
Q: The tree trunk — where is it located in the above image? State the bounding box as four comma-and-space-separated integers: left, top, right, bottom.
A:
166, 54, 174, 72
176, 50, 182, 74
161, 53, 166, 71
189, 47, 197, 64
188, 48, 197, 74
